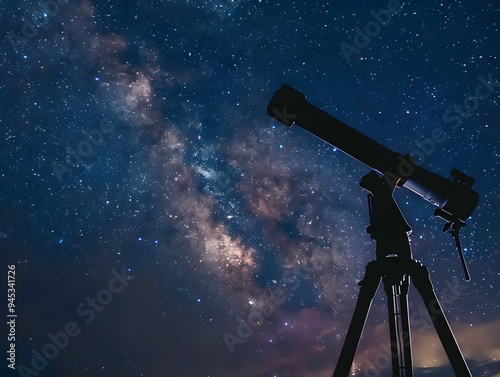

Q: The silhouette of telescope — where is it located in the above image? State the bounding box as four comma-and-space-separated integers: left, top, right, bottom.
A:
267, 84, 479, 224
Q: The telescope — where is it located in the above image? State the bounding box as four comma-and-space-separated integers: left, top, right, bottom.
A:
266, 84, 479, 377
267, 84, 479, 224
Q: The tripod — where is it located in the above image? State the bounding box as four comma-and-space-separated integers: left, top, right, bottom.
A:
332, 171, 472, 377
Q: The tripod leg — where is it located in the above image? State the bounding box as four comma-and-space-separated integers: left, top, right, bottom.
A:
383, 282, 401, 377
399, 277, 413, 377
410, 261, 472, 377
333, 261, 382, 377
383, 275, 413, 377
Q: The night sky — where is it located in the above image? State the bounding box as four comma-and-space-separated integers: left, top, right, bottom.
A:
1, 1, 499, 376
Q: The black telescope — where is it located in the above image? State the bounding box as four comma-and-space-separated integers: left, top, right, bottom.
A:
267, 84, 479, 225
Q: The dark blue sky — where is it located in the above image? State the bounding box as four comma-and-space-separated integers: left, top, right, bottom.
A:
1, 1, 499, 376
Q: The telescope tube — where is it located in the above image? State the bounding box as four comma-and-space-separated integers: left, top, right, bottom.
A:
267, 84, 479, 222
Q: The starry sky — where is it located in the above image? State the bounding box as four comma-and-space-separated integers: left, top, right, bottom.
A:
1, 1, 499, 376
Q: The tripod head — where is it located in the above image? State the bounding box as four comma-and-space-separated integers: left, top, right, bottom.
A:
267, 84, 479, 280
